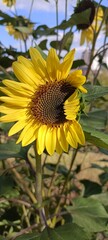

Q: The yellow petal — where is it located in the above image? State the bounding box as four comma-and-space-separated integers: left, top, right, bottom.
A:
45, 127, 56, 155
0, 105, 25, 114
46, 48, 60, 81
80, 31, 86, 45
0, 96, 30, 107
0, 109, 26, 122
16, 120, 39, 145
29, 47, 49, 81
3, 80, 35, 95
58, 49, 75, 80
13, 62, 38, 87
36, 125, 47, 155
57, 125, 68, 152
56, 135, 63, 155
18, 56, 44, 85
8, 119, 27, 136
64, 91, 80, 120
67, 70, 86, 86
64, 123, 78, 149
0, 86, 32, 98
72, 121, 85, 145
78, 86, 87, 93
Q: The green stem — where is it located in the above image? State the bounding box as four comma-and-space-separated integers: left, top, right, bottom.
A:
35, 150, 46, 228
86, 0, 105, 79
51, 148, 78, 227
0, 65, 14, 80
63, 0, 67, 36
60, 149, 78, 195
28, 0, 35, 20
55, 0, 59, 50
48, 154, 62, 197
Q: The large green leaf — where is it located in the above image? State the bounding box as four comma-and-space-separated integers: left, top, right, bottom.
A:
81, 110, 108, 130
56, 9, 91, 30
91, 192, 108, 206
41, 224, 91, 240
0, 140, 30, 160
15, 224, 91, 240
16, 232, 40, 240
83, 126, 108, 149
0, 175, 14, 196
84, 85, 108, 102
66, 197, 108, 232
81, 180, 102, 197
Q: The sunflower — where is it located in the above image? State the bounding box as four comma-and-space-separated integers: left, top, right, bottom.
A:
2, 0, 16, 7
80, 7, 103, 45
6, 17, 33, 40
0, 48, 87, 155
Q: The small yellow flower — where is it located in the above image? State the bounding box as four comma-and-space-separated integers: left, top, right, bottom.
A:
0, 48, 87, 155
2, 0, 16, 7
80, 7, 104, 45
6, 17, 33, 40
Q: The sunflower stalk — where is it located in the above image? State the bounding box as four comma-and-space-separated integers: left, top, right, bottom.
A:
86, 1, 106, 79
35, 150, 46, 228
51, 148, 78, 228
47, 154, 62, 197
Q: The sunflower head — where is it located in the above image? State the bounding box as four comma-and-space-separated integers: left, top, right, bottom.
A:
6, 16, 33, 40
0, 48, 87, 155
2, 0, 16, 7
74, 0, 95, 30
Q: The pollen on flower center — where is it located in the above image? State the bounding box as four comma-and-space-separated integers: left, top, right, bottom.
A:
30, 81, 75, 125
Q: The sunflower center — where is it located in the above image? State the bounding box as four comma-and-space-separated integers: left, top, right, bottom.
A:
30, 81, 75, 125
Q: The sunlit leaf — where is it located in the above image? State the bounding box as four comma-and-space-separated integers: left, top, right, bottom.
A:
83, 126, 108, 149
84, 85, 108, 102
41, 224, 91, 240
0, 140, 31, 160
81, 110, 108, 130
66, 197, 108, 232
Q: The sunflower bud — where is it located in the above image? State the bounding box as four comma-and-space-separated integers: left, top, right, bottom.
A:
74, 0, 95, 30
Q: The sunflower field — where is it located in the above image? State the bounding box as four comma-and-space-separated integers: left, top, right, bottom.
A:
0, 0, 108, 239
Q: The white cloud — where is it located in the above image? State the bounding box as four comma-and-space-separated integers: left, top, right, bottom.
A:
0, 0, 75, 15
15, 0, 75, 14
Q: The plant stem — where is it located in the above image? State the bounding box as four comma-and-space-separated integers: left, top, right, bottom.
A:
35, 151, 46, 228
28, 0, 35, 20
48, 154, 62, 197
60, 149, 78, 195
51, 149, 78, 227
86, 0, 105, 79
55, 0, 59, 50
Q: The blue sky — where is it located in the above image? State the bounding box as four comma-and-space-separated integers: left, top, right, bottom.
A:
0, 0, 108, 59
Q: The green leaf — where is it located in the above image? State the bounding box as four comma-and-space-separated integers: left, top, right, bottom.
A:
66, 197, 108, 232
60, 32, 73, 51
99, 171, 108, 185
81, 110, 108, 130
15, 26, 33, 34
16, 224, 91, 240
72, 59, 85, 69
91, 193, 108, 206
16, 232, 40, 240
83, 126, 108, 150
0, 140, 30, 160
39, 39, 48, 50
81, 180, 102, 197
0, 175, 15, 196
56, 9, 91, 30
84, 85, 108, 102
41, 224, 91, 240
